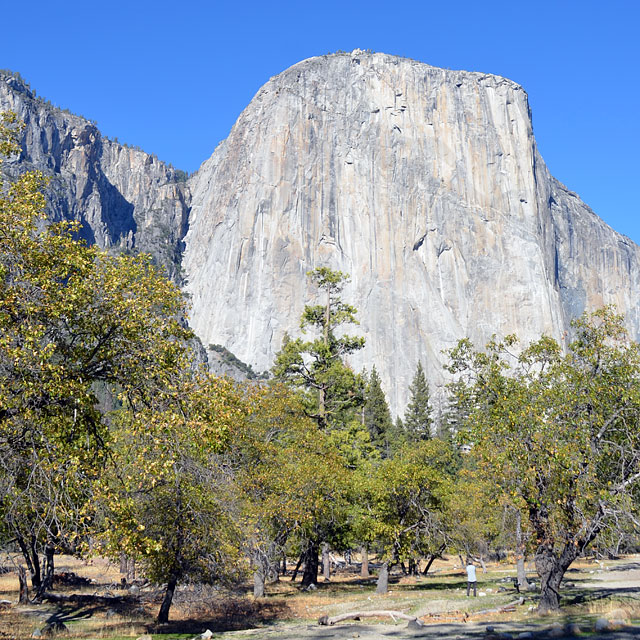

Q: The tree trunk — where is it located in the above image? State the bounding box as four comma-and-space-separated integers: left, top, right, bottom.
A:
157, 574, 179, 623
301, 541, 319, 587
37, 543, 55, 597
18, 566, 28, 604
16, 535, 42, 594
281, 554, 287, 576
376, 562, 389, 594
423, 543, 446, 576
322, 542, 331, 582
291, 552, 304, 582
360, 546, 369, 577
119, 552, 128, 575
515, 511, 530, 591
535, 545, 573, 613
126, 556, 136, 582
253, 568, 266, 598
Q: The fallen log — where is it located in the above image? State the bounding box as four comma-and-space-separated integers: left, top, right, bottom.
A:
318, 610, 419, 626
43, 592, 131, 606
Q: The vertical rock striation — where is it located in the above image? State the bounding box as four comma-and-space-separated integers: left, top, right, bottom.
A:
182, 51, 640, 412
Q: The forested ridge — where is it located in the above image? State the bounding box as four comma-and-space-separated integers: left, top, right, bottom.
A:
1, 112, 639, 624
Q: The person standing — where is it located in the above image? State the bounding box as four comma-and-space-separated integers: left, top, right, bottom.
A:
466, 559, 477, 597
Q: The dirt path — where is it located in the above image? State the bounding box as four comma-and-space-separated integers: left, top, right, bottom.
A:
582, 562, 640, 591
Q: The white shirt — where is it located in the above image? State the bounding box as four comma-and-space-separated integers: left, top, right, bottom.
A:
466, 564, 477, 582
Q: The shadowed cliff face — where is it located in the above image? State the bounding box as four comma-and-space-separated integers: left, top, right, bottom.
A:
182, 51, 640, 413
0, 71, 190, 282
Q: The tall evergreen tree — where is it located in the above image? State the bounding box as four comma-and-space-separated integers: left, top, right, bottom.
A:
272, 267, 365, 431
272, 268, 365, 587
363, 366, 393, 456
403, 362, 433, 441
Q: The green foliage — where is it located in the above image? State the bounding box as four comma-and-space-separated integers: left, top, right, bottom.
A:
359, 439, 455, 562
97, 372, 246, 621
233, 384, 352, 585
403, 361, 433, 441
448, 308, 640, 611
0, 113, 192, 594
363, 366, 394, 456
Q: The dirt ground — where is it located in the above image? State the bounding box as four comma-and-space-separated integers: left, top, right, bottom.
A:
1, 555, 639, 639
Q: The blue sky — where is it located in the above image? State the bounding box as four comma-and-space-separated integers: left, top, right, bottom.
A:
2, 0, 638, 243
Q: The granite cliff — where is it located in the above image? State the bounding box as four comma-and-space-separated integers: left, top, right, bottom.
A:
2, 54, 639, 413
182, 51, 640, 412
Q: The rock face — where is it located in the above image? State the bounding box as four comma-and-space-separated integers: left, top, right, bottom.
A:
0, 71, 190, 281
182, 51, 640, 412
3, 56, 640, 414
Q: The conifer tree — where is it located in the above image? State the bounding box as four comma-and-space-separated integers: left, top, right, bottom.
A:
272, 267, 365, 431
363, 366, 393, 456
403, 361, 432, 441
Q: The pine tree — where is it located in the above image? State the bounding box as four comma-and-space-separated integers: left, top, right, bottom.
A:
272, 267, 365, 431
363, 366, 393, 456
404, 362, 432, 441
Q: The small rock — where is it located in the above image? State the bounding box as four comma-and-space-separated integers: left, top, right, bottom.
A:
564, 622, 582, 636
548, 622, 564, 638
136, 635, 153, 640
201, 631, 214, 640
479, 591, 487, 596
594, 618, 610, 632
31, 630, 42, 639
407, 618, 424, 629
105, 608, 117, 618
607, 608, 630, 623
486, 626, 496, 633
128, 584, 140, 593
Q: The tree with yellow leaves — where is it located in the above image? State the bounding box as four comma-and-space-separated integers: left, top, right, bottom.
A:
450, 308, 640, 612
97, 372, 246, 623
0, 112, 191, 599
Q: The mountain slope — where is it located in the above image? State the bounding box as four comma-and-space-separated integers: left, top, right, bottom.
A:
0, 70, 190, 282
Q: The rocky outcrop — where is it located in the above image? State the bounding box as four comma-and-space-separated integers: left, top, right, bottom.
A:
182, 51, 640, 412
0, 71, 190, 281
